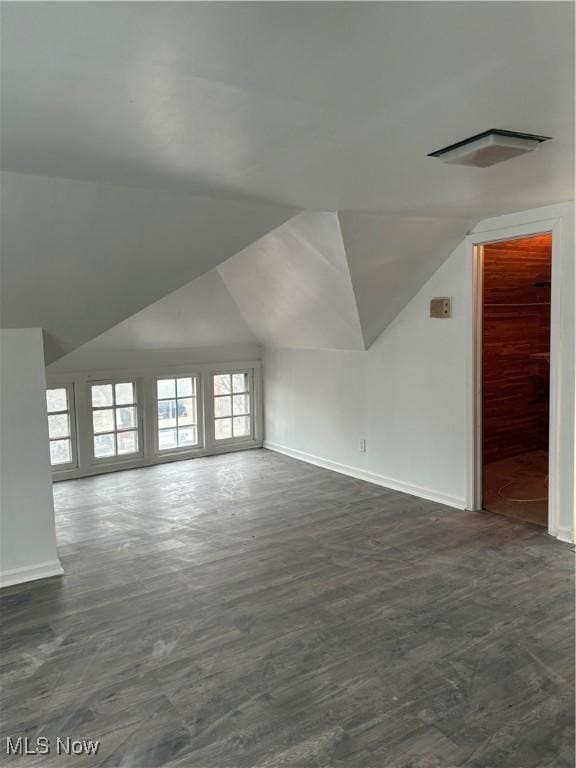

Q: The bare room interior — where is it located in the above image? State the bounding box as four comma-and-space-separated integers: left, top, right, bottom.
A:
0, 3, 574, 767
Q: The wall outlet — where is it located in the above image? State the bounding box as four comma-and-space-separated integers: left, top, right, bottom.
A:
360, 438, 367, 453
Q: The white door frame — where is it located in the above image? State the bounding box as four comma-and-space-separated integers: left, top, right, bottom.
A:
465, 216, 563, 538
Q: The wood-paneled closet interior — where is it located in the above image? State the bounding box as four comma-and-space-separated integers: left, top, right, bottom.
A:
481, 233, 552, 527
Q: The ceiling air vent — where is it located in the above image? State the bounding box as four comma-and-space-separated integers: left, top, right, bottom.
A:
428, 129, 551, 168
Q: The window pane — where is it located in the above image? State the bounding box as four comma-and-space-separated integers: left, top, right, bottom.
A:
232, 394, 249, 416
158, 399, 177, 428
232, 373, 248, 393
50, 439, 71, 465
214, 374, 232, 395
93, 409, 115, 434
94, 433, 115, 458
215, 418, 233, 440
233, 416, 250, 437
92, 384, 113, 407
158, 428, 177, 450
176, 377, 194, 397
117, 430, 138, 455
116, 406, 136, 431
214, 395, 231, 418
115, 382, 135, 405
178, 398, 196, 426
48, 413, 70, 439
157, 379, 176, 399
178, 426, 197, 446
47, 388, 68, 413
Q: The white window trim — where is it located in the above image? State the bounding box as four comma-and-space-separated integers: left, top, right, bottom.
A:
154, 373, 204, 456
210, 369, 255, 446
87, 378, 144, 466
45, 360, 263, 481
47, 382, 78, 473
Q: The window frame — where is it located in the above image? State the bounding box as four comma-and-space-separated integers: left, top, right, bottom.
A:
211, 369, 254, 445
46, 361, 261, 481
87, 378, 143, 464
154, 373, 203, 455
46, 383, 78, 471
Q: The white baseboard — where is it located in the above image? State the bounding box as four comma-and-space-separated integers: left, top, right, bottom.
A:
553, 525, 575, 545
0, 559, 64, 589
264, 441, 466, 510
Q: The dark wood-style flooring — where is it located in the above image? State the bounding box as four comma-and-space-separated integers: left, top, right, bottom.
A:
1, 449, 574, 767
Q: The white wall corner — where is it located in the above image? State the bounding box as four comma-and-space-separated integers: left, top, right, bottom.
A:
1, 328, 62, 587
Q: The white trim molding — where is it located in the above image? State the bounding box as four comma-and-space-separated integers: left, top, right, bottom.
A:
465, 213, 566, 541
264, 441, 466, 510
47, 359, 264, 482
0, 559, 64, 589
555, 526, 575, 546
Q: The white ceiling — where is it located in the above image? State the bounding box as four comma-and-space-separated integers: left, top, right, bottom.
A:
47, 269, 259, 372
59, 209, 471, 359
2, 2, 573, 216
339, 212, 475, 346
1, 3, 573, 362
0, 172, 293, 361
218, 212, 365, 351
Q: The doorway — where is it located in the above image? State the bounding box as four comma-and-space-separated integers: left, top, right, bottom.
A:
480, 233, 552, 527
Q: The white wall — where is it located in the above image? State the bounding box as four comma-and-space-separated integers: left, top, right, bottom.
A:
264, 203, 575, 541
264, 239, 469, 509
48, 344, 261, 375
0, 329, 62, 587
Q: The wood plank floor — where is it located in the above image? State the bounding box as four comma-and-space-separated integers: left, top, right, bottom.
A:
1, 449, 574, 768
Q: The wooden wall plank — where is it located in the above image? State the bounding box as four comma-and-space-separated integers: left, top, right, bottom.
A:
482, 234, 551, 464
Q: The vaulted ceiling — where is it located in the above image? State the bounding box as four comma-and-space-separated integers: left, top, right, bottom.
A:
47, 210, 475, 363
218, 212, 365, 352
0, 171, 294, 361
1, 2, 573, 361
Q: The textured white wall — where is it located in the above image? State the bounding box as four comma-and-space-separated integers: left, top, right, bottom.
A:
0, 329, 62, 587
264, 204, 575, 540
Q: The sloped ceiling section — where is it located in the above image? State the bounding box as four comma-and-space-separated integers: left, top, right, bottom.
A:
56, 209, 476, 362
0, 171, 295, 362
215, 210, 475, 351
338, 213, 476, 347
218, 211, 365, 352
47, 270, 258, 372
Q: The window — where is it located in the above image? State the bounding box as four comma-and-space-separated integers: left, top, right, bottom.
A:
90, 381, 139, 459
46, 386, 75, 466
213, 372, 252, 440
156, 376, 199, 451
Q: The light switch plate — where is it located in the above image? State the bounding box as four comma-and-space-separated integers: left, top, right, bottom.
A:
430, 297, 452, 318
